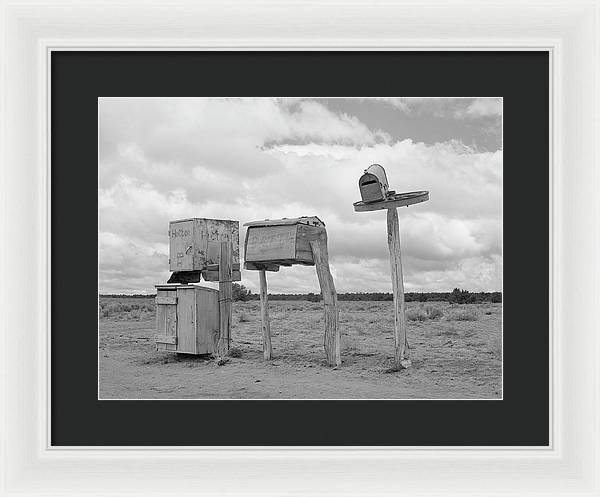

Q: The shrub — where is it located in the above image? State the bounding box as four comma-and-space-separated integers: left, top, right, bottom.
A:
447, 309, 478, 321
307, 292, 322, 302
232, 283, 252, 302
425, 306, 443, 320
227, 347, 243, 358
406, 308, 428, 321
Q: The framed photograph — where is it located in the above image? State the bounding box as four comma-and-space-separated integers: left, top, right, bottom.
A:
2, 1, 598, 496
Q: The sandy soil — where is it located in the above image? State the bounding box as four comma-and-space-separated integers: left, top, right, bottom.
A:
99, 299, 502, 399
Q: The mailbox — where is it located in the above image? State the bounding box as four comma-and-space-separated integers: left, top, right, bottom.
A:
358, 164, 392, 203
243, 216, 325, 270
168, 217, 241, 282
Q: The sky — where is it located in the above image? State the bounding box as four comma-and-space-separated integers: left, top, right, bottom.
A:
99, 97, 502, 295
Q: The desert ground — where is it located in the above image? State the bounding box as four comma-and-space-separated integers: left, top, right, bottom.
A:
98, 297, 502, 399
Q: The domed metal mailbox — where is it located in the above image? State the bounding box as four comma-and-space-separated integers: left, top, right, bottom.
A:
359, 163, 391, 203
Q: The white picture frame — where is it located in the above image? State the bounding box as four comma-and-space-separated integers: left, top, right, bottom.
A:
1, 1, 598, 495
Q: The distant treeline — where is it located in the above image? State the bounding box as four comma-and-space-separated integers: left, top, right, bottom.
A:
242, 288, 502, 304
101, 286, 501, 304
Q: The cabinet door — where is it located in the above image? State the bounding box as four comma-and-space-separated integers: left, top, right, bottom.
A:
155, 290, 177, 351
195, 288, 220, 354
176, 287, 197, 354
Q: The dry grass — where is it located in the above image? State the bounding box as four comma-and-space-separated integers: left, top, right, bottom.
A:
406, 304, 444, 321
406, 308, 428, 321
99, 298, 502, 399
99, 298, 155, 320
446, 308, 478, 321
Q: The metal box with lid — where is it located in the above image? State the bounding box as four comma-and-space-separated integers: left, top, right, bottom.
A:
168, 217, 241, 282
358, 164, 391, 203
154, 284, 219, 354
243, 216, 325, 270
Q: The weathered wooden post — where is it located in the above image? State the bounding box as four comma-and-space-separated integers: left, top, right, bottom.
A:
258, 269, 272, 360
243, 217, 340, 366
309, 231, 341, 366
217, 241, 233, 358
387, 207, 409, 367
354, 164, 429, 369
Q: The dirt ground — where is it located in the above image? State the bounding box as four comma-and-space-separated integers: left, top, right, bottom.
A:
98, 298, 502, 399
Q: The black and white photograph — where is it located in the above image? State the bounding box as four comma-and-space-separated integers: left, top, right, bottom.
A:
98, 96, 502, 400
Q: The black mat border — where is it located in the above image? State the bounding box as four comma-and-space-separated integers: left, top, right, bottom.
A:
51, 51, 549, 446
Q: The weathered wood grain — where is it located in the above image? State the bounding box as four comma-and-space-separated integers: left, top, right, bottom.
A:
243, 262, 280, 272
353, 191, 429, 212
244, 225, 297, 262
387, 207, 411, 369
155, 289, 177, 352
154, 335, 177, 345
169, 218, 239, 272
195, 286, 219, 355
156, 295, 177, 305
176, 287, 197, 354
309, 232, 341, 367
259, 270, 272, 360
217, 242, 233, 358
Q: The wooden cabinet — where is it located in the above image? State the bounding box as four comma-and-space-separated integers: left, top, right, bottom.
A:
155, 284, 219, 355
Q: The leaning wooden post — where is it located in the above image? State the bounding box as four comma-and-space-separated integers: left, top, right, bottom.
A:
217, 241, 233, 357
387, 207, 410, 369
258, 269, 272, 360
309, 232, 341, 367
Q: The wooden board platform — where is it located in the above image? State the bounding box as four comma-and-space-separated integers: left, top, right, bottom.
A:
353, 191, 429, 212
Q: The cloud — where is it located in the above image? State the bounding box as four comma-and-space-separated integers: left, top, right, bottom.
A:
99, 97, 502, 294
458, 98, 503, 118
370, 97, 502, 120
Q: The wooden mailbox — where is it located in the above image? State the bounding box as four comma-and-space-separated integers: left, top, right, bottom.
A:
155, 284, 220, 355
168, 217, 241, 282
243, 216, 340, 366
243, 216, 325, 270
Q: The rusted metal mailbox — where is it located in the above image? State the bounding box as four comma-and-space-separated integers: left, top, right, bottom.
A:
359, 164, 391, 203
155, 284, 219, 355
168, 217, 241, 283
243, 216, 325, 270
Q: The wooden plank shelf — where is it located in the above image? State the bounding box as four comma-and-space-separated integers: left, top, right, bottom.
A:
353, 191, 429, 212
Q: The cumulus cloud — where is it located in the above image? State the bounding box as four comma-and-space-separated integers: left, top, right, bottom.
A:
99, 97, 502, 294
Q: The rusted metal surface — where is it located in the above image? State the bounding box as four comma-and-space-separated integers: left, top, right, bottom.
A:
168, 218, 240, 272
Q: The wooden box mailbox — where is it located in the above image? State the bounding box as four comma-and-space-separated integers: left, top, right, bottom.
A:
155, 284, 219, 355
243, 216, 325, 270
168, 218, 240, 282
359, 164, 392, 203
